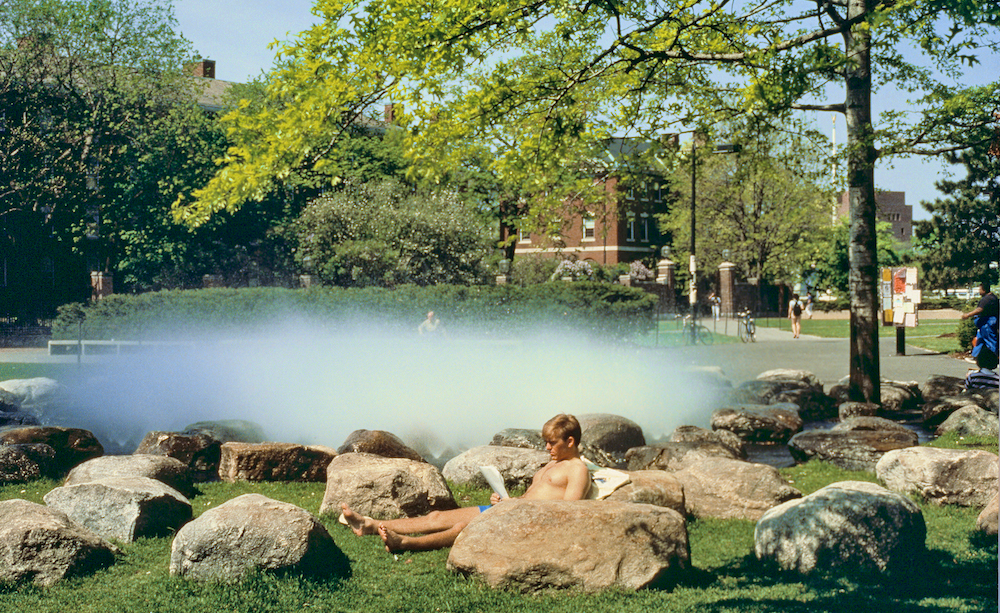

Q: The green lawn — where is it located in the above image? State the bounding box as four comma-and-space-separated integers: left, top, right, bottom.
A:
633, 318, 741, 348
0, 453, 995, 613
757, 318, 964, 354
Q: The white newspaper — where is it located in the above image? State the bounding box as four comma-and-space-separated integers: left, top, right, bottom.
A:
478, 465, 509, 499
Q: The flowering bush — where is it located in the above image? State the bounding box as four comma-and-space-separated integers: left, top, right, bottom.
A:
629, 260, 655, 281
550, 259, 595, 281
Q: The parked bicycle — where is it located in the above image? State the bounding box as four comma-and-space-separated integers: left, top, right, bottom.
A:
737, 308, 756, 343
676, 314, 714, 345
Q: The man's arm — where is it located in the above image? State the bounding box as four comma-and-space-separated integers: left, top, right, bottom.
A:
962, 307, 983, 320
562, 461, 592, 500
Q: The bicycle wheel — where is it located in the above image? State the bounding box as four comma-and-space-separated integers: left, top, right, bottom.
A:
747, 320, 756, 342
697, 325, 714, 345
738, 321, 750, 343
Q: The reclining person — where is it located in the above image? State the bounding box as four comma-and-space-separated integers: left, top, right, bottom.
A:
340, 413, 591, 552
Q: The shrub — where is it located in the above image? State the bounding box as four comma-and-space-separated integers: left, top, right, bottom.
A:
51, 283, 657, 342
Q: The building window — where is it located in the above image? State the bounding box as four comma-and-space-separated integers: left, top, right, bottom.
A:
626, 216, 636, 242
640, 214, 650, 242
582, 216, 595, 240
518, 228, 531, 243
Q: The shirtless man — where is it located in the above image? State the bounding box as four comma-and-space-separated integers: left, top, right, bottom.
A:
340, 413, 591, 552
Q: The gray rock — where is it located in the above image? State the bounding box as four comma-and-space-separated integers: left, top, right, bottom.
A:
879, 380, 922, 414
935, 406, 999, 438
219, 442, 337, 482
756, 369, 823, 393
134, 431, 221, 482
0, 443, 56, 483
920, 375, 966, 405
922, 394, 984, 427
788, 429, 918, 471
875, 447, 999, 507
671, 457, 802, 520
0, 378, 63, 411
319, 452, 457, 519
577, 413, 646, 468
182, 419, 267, 443
0, 499, 117, 586
603, 470, 685, 513
337, 429, 424, 462
831, 416, 914, 435
670, 425, 746, 458
710, 404, 803, 443
838, 401, 880, 419
0, 427, 103, 474
64, 454, 196, 497
976, 493, 998, 536
44, 476, 192, 542
0, 411, 41, 427
447, 499, 689, 592
170, 493, 345, 582
442, 445, 549, 490
490, 428, 545, 450
754, 481, 925, 574
625, 442, 740, 471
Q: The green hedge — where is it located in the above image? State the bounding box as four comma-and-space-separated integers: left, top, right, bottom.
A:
51, 283, 658, 341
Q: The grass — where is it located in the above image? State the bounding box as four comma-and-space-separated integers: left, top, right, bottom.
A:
633, 318, 741, 348
757, 318, 964, 354
0, 451, 995, 613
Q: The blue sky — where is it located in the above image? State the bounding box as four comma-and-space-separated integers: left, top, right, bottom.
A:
173, 0, 998, 221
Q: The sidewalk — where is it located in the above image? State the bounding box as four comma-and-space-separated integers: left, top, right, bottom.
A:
680, 317, 970, 389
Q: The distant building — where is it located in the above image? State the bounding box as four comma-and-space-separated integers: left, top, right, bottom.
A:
508, 137, 673, 265
836, 190, 912, 244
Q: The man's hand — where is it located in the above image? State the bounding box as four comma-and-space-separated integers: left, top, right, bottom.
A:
489, 492, 504, 505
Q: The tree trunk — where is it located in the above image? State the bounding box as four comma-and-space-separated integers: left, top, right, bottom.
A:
844, 0, 880, 402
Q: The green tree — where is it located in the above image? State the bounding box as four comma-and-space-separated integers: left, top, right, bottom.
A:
179, 0, 999, 402
290, 178, 495, 287
810, 219, 903, 297
914, 145, 1000, 290
660, 123, 833, 290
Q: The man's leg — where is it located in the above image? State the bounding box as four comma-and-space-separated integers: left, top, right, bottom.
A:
342, 503, 481, 547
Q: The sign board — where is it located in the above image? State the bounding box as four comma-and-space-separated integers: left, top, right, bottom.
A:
881, 267, 920, 327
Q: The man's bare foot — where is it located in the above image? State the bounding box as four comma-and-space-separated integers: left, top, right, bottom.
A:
378, 523, 406, 553
340, 503, 378, 536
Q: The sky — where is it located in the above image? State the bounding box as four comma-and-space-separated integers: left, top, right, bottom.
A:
173, 0, 999, 222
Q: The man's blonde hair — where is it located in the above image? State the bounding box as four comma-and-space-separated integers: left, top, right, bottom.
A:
542, 414, 582, 444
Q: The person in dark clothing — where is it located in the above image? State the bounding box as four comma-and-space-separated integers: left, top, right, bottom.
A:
962, 282, 999, 359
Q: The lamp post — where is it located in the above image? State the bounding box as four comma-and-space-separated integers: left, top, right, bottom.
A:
689, 141, 740, 317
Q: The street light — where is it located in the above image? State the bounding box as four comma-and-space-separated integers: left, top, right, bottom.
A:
690, 141, 741, 316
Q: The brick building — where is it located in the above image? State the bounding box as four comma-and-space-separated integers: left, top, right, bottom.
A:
510, 138, 672, 265
836, 190, 912, 244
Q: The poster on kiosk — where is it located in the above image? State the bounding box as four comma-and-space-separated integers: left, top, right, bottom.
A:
881, 267, 921, 327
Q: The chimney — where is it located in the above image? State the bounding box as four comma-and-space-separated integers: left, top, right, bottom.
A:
187, 59, 216, 79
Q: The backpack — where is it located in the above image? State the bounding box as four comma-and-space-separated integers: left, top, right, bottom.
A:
792, 301, 802, 317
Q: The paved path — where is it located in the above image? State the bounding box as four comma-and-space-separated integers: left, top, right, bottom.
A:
668, 316, 970, 389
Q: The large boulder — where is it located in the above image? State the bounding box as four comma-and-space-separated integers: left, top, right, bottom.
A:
829, 380, 921, 415
788, 429, 918, 471
169, 493, 346, 582
625, 442, 740, 471
671, 457, 801, 520
0, 377, 63, 412
756, 369, 823, 393
490, 428, 545, 450
0, 411, 41, 427
64, 454, 196, 497
875, 447, 999, 507
442, 445, 549, 490
710, 404, 803, 443
976, 493, 998, 536
134, 431, 221, 482
920, 375, 966, 405
838, 401, 880, 420
577, 413, 645, 468
754, 481, 925, 574
44, 476, 192, 542
0, 499, 117, 586
319, 452, 457, 518
935, 406, 999, 438
669, 425, 746, 459
218, 442, 337, 482
603, 470, 685, 513
337, 429, 424, 462
447, 499, 689, 592
182, 419, 267, 443
0, 443, 57, 483
0, 427, 103, 474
